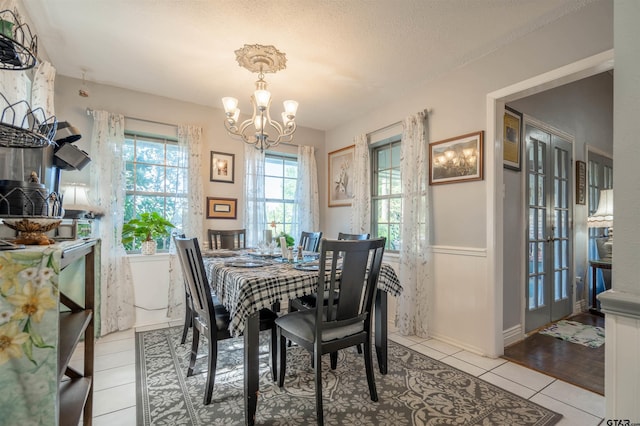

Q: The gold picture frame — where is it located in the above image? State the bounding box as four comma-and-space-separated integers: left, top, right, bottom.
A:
328, 145, 355, 207
503, 106, 522, 171
429, 131, 484, 185
206, 197, 237, 219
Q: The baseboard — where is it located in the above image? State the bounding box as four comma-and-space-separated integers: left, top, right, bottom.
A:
503, 324, 523, 347
574, 299, 587, 313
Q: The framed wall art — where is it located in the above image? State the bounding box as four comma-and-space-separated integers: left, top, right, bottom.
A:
206, 197, 237, 219
210, 151, 235, 183
503, 106, 523, 171
575, 160, 586, 205
328, 145, 355, 207
429, 131, 484, 185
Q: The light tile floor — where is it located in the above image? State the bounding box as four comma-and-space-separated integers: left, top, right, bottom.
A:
82, 321, 605, 425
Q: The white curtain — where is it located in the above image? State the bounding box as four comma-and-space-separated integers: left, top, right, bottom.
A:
396, 111, 430, 338
89, 110, 135, 335
167, 125, 204, 319
30, 61, 56, 119
293, 145, 319, 239
350, 134, 370, 234
244, 144, 266, 247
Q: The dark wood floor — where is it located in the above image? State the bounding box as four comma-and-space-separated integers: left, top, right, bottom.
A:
502, 312, 605, 395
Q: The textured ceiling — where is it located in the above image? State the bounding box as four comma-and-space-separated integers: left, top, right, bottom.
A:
24, 0, 595, 131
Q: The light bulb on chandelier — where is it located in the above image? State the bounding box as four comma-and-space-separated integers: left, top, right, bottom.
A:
221, 44, 299, 151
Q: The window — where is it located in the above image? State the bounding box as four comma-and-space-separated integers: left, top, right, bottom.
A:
264, 153, 298, 237
372, 139, 402, 251
123, 132, 186, 251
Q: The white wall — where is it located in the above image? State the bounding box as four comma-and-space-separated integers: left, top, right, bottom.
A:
52, 75, 325, 239
323, 0, 613, 356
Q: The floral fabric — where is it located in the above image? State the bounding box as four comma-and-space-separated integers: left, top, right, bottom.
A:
350, 133, 370, 234
0, 247, 61, 424
397, 111, 431, 338
293, 145, 319, 240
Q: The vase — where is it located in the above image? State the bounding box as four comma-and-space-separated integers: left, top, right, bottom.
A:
141, 240, 157, 255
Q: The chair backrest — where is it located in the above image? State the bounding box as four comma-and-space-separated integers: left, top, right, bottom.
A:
299, 231, 323, 252
174, 236, 215, 328
208, 229, 246, 250
337, 232, 370, 240
316, 238, 386, 331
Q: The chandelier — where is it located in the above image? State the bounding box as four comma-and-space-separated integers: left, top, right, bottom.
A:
221, 44, 299, 151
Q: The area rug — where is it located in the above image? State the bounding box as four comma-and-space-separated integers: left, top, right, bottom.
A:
136, 326, 562, 425
538, 320, 605, 348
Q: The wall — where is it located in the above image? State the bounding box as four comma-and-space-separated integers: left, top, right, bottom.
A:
52, 75, 325, 326
53, 75, 325, 238
323, 0, 613, 356
503, 72, 614, 333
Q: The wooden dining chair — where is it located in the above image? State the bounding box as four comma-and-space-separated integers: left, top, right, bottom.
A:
208, 229, 246, 250
174, 236, 278, 405
289, 232, 371, 313
299, 231, 323, 252
275, 238, 386, 425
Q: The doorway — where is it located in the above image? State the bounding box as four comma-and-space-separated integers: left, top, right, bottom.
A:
524, 119, 574, 333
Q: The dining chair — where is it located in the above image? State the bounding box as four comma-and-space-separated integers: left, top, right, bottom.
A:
275, 237, 386, 425
298, 231, 323, 252
174, 236, 278, 405
289, 232, 371, 313
208, 229, 246, 250
173, 234, 195, 345
337, 232, 370, 240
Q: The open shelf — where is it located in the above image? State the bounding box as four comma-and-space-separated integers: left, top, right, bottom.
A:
59, 377, 92, 426
58, 310, 93, 382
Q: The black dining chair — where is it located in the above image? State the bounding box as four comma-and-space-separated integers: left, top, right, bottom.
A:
289, 232, 371, 313
174, 236, 278, 405
275, 238, 386, 425
208, 229, 246, 250
299, 231, 322, 252
337, 232, 370, 240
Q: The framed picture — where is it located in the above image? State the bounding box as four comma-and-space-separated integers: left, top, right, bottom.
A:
206, 197, 237, 219
210, 151, 235, 183
503, 106, 523, 171
576, 160, 586, 205
429, 131, 484, 185
328, 145, 355, 207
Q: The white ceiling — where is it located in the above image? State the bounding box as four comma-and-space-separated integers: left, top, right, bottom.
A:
24, 0, 595, 131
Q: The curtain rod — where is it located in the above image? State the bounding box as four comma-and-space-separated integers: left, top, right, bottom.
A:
85, 108, 178, 128
366, 108, 431, 137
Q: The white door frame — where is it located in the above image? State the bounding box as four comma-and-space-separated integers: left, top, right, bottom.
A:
485, 50, 614, 356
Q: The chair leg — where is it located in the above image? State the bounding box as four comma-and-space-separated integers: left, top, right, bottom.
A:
330, 352, 337, 370
314, 346, 324, 426
180, 304, 192, 344
277, 328, 287, 387
356, 344, 362, 354
203, 330, 217, 405
270, 325, 277, 382
187, 326, 200, 377
363, 340, 378, 402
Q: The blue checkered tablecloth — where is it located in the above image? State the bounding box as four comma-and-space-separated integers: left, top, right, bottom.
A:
203, 252, 402, 337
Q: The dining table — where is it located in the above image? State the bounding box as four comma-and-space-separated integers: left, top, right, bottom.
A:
202, 248, 402, 426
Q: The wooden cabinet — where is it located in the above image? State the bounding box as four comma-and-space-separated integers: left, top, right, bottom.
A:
0, 239, 99, 426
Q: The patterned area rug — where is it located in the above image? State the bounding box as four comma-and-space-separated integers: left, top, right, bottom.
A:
136, 327, 562, 425
538, 320, 605, 348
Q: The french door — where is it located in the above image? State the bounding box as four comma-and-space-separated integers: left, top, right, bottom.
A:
525, 120, 573, 333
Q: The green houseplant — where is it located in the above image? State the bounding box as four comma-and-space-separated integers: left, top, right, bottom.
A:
122, 212, 175, 254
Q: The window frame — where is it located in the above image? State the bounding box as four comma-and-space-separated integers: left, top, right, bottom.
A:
123, 131, 186, 252
263, 152, 299, 237
370, 136, 403, 252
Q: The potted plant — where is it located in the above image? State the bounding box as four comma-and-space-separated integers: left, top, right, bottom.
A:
122, 212, 175, 255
